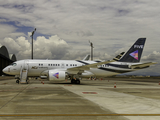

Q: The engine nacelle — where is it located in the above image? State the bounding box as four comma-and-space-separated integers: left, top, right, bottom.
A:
49, 70, 66, 81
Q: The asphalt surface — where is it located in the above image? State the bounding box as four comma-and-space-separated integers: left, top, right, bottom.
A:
0, 77, 160, 120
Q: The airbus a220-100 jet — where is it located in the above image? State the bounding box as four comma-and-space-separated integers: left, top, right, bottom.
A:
3, 38, 156, 84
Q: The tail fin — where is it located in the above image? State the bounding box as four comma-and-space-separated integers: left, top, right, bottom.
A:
83, 54, 90, 61
118, 38, 146, 62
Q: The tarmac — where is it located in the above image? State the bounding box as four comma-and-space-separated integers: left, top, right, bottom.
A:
0, 77, 160, 120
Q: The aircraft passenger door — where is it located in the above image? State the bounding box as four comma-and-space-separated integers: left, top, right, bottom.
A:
61, 63, 65, 68
23, 60, 29, 70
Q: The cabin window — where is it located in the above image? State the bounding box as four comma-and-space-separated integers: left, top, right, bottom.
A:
66, 64, 68, 66
48, 64, 50, 66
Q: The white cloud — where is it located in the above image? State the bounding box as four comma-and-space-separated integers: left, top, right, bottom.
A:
0, 35, 70, 60
34, 35, 70, 59
0, 23, 24, 40
142, 51, 160, 61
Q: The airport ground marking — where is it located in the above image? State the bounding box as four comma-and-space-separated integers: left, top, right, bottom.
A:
0, 114, 160, 117
0, 84, 31, 111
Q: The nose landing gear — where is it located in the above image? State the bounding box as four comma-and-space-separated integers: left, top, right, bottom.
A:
15, 78, 29, 84
16, 80, 19, 84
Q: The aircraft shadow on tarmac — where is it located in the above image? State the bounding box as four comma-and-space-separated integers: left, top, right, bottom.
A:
48, 82, 86, 85
48, 81, 110, 86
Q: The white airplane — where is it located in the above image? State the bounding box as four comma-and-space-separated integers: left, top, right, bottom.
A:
3, 38, 156, 84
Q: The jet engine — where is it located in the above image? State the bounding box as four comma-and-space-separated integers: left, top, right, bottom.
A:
49, 70, 67, 81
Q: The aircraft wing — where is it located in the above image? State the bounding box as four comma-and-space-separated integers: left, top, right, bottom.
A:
67, 60, 115, 71
130, 62, 157, 69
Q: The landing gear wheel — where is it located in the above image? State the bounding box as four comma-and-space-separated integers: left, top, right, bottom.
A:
71, 79, 75, 84
76, 80, 80, 84
16, 80, 19, 84
26, 80, 29, 84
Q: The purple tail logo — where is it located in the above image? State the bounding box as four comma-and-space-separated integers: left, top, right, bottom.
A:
129, 50, 138, 60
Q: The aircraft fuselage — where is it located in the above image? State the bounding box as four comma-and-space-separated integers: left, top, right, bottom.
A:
3, 59, 137, 78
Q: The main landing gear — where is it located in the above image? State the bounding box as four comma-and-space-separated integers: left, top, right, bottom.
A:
26, 80, 29, 84
71, 78, 80, 84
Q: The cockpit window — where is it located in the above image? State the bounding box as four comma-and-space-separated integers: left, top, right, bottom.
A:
9, 63, 17, 66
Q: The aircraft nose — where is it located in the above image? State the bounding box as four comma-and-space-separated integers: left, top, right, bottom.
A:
2, 67, 9, 74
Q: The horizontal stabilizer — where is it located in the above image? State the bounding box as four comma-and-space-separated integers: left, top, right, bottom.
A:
113, 52, 125, 61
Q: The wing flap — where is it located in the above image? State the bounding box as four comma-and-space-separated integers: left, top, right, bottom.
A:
130, 62, 157, 69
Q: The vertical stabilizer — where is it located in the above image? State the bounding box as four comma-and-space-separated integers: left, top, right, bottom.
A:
119, 38, 146, 62
83, 54, 90, 61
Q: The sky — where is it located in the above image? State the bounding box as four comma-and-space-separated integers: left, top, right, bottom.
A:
0, 0, 160, 75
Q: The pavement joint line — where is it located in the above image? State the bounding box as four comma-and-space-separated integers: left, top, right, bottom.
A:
0, 84, 30, 111
0, 88, 35, 92
82, 92, 97, 94
0, 114, 160, 117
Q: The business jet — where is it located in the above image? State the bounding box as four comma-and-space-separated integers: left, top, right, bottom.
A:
2, 38, 156, 84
